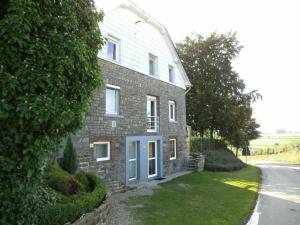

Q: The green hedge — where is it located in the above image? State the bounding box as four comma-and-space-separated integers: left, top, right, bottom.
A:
192, 137, 245, 171
191, 137, 227, 153
39, 169, 107, 225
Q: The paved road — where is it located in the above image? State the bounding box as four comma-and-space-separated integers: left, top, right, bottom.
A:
247, 162, 300, 225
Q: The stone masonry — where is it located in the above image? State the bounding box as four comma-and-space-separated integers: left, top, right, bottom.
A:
72, 59, 187, 188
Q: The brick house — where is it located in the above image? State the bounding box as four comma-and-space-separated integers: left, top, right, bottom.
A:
72, 0, 191, 188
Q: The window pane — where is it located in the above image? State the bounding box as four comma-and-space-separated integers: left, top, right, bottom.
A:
170, 104, 174, 119
170, 140, 176, 158
129, 142, 137, 160
129, 161, 137, 179
149, 59, 154, 75
94, 144, 108, 159
148, 142, 156, 158
149, 159, 156, 175
107, 41, 116, 60
106, 88, 118, 114
169, 67, 174, 83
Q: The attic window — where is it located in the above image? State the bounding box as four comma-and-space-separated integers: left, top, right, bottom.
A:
169, 65, 175, 83
149, 54, 158, 76
107, 37, 120, 62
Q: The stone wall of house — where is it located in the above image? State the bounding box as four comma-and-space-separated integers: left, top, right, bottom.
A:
73, 59, 187, 187
69, 194, 112, 225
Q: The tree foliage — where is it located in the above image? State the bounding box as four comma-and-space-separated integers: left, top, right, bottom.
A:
0, 0, 104, 224
61, 137, 78, 174
176, 32, 261, 150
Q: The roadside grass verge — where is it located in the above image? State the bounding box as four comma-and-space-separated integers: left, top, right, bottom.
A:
129, 165, 260, 225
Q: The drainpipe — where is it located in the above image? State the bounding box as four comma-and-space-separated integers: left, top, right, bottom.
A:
185, 85, 192, 94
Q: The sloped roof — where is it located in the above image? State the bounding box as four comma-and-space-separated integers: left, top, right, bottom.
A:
96, 0, 191, 87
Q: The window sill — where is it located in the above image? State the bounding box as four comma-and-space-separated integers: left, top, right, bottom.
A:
104, 114, 124, 118
105, 57, 121, 65
96, 158, 110, 162
170, 158, 177, 161
169, 120, 178, 123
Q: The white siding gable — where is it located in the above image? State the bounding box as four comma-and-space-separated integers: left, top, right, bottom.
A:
98, 5, 189, 89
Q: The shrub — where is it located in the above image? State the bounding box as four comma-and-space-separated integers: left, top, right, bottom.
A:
68, 178, 81, 195
191, 137, 227, 153
192, 137, 245, 171
44, 165, 82, 196
39, 172, 106, 225
61, 137, 78, 174
75, 171, 90, 192
85, 172, 101, 191
0, 0, 104, 223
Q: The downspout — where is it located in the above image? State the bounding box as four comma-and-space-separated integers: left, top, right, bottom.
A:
185, 85, 192, 94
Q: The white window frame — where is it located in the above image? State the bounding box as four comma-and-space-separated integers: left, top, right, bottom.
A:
169, 100, 176, 122
105, 84, 120, 115
148, 141, 157, 178
106, 36, 120, 62
128, 141, 138, 181
149, 53, 158, 77
169, 65, 175, 83
147, 95, 158, 132
93, 142, 110, 161
169, 139, 177, 160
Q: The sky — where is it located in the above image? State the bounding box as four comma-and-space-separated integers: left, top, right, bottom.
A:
98, 0, 300, 134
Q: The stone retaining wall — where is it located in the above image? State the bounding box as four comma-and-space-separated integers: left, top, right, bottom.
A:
69, 193, 112, 225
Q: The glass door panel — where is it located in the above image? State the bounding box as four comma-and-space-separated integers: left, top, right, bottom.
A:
129, 141, 137, 180
148, 141, 157, 177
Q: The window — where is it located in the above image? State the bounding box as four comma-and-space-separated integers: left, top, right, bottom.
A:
147, 96, 158, 132
106, 84, 120, 115
169, 100, 176, 122
93, 142, 110, 161
169, 139, 176, 160
169, 65, 175, 83
149, 54, 158, 76
107, 37, 120, 61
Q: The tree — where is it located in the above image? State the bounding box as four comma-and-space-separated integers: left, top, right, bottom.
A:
220, 94, 261, 155
176, 32, 261, 148
61, 137, 78, 174
0, 1, 104, 224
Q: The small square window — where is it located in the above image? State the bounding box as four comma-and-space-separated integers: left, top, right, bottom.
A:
169, 100, 176, 122
107, 37, 120, 61
94, 142, 110, 161
169, 139, 176, 160
169, 65, 175, 83
106, 85, 120, 115
149, 54, 158, 76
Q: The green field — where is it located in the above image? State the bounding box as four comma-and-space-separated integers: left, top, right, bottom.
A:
240, 133, 300, 164
130, 166, 260, 225
249, 133, 300, 155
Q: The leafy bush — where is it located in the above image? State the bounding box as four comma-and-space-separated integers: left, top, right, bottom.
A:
75, 171, 90, 191
0, 0, 104, 224
44, 165, 83, 196
191, 137, 227, 153
61, 137, 78, 174
39, 171, 106, 225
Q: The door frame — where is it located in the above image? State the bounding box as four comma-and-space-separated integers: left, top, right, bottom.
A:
148, 140, 157, 178
128, 141, 138, 181
125, 136, 163, 185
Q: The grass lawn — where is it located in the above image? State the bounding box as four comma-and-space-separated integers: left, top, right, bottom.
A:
130, 166, 260, 225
